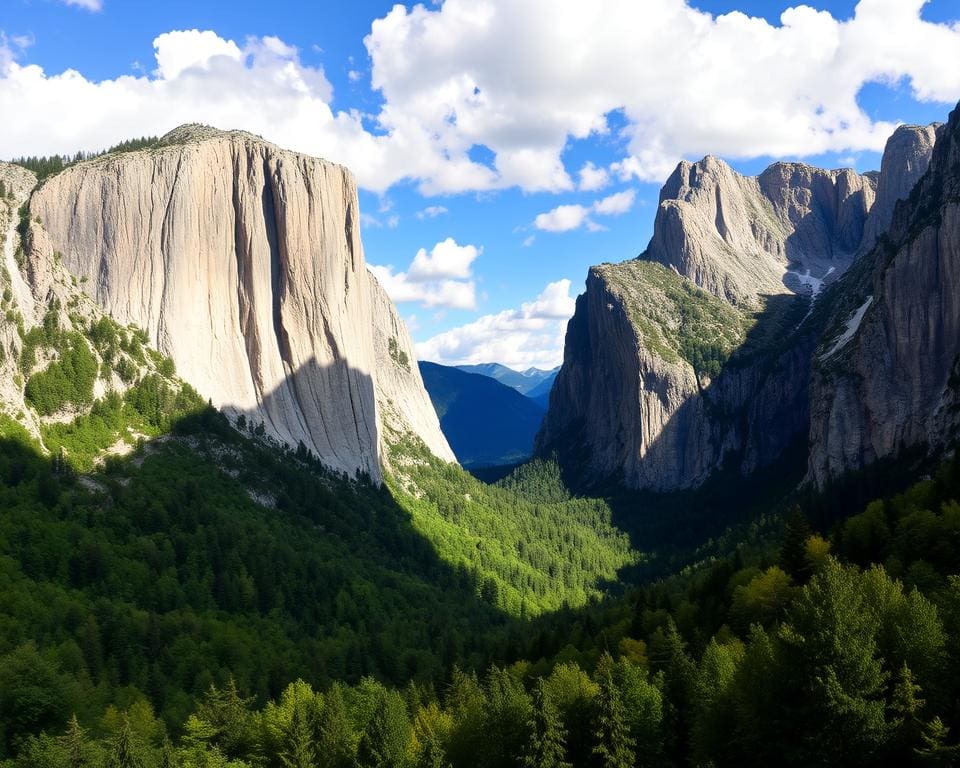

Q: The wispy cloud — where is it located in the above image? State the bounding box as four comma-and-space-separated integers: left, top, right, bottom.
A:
61, 0, 103, 11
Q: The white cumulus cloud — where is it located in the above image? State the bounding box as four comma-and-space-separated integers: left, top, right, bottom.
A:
534, 189, 636, 232
152, 30, 243, 80
408, 238, 481, 280
417, 279, 576, 369
364, 0, 960, 191
592, 189, 636, 215
579, 161, 611, 192
3, 1, 960, 195
534, 204, 592, 233
369, 238, 481, 310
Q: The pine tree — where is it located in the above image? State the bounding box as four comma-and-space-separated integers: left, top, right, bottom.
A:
780, 507, 813, 582
194, 677, 256, 760
60, 714, 91, 768
483, 666, 533, 768
524, 678, 571, 768
915, 717, 960, 767
889, 663, 925, 760
280, 701, 316, 768
106, 717, 145, 768
653, 619, 696, 764
592, 655, 635, 768
317, 684, 354, 768
356, 691, 410, 768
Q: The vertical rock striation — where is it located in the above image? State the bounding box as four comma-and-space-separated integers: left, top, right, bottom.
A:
27, 125, 453, 481
808, 111, 960, 486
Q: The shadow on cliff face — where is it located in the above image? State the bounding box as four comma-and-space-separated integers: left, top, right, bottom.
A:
221, 355, 382, 484
543, 290, 825, 565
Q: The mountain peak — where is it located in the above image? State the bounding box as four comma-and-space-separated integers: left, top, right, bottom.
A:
159, 123, 267, 146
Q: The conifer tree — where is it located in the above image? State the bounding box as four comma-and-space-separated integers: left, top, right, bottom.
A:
592, 654, 635, 768
655, 619, 696, 764
280, 701, 316, 768
915, 717, 960, 767
194, 677, 256, 760
60, 714, 91, 768
317, 684, 354, 768
356, 691, 410, 768
889, 663, 925, 759
524, 678, 571, 768
106, 717, 145, 768
780, 507, 813, 582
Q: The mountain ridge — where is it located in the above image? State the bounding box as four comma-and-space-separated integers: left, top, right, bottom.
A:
419, 361, 545, 468
538, 121, 942, 492
454, 361, 559, 396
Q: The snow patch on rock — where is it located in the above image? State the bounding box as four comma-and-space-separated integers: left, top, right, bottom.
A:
821, 297, 873, 361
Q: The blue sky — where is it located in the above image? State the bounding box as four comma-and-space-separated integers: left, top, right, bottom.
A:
1, 0, 959, 369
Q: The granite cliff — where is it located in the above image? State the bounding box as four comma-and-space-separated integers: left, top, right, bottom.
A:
539, 123, 940, 492
20, 126, 453, 481
808, 112, 958, 486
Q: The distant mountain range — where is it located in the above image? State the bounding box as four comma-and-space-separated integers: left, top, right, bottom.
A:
456, 362, 559, 397
419, 362, 549, 468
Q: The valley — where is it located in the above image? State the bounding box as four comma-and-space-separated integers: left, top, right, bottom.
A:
0, 49, 959, 768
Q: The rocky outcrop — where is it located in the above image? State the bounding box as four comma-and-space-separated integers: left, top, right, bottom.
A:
0, 163, 39, 430
540, 122, 941, 493
808, 109, 960, 486
646, 156, 876, 306
537, 259, 816, 491
368, 273, 456, 463
26, 126, 453, 481
0, 163, 39, 328
860, 123, 941, 250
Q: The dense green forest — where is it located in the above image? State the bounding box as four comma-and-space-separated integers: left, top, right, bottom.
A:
4, 430, 960, 766
0, 405, 647, 742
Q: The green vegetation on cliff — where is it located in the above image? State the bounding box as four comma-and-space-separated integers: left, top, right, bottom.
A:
597, 260, 750, 378
597, 259, 812, 379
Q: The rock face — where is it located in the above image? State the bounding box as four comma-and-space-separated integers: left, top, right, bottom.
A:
860, 124, 941, 250
539, 125, 940, 493
368, 274, 456, 464
27, 126, 453, 481
647, 156, 876, 306
1, 163, 39, 328
808, 110, 960, 486
537, 258, 816, 491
